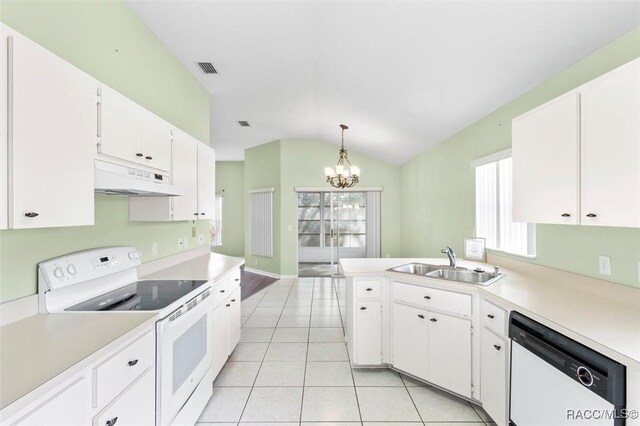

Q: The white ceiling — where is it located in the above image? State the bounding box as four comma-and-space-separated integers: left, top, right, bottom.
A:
127, 1, 640, 164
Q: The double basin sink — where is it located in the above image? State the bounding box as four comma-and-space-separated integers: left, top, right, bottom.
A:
387, 262, 504, 286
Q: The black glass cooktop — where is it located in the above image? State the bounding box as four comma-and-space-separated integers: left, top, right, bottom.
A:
66, 279, 209, 312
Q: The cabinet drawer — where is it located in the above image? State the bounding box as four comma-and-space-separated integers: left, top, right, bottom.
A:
212, 278, 231, 307
93, 368, 155, 426
356, 279, 382, 299
229, 269, 241, 292
481, 300, 507, 336
393, 281, 471, 316
94, 331, 154, 408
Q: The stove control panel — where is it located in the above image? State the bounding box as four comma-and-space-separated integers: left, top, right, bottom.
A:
39, 247, 142, 290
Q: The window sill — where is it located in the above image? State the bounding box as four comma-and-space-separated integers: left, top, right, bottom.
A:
486, 248, 537, 260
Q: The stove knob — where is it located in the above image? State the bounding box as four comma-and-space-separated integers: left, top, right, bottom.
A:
67, 264, 77, 275
128, 251, 135, 260
53, 267, 64, 279
576, 366, 594, 387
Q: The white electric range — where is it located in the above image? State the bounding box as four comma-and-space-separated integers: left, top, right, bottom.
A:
38, 246, 214, 426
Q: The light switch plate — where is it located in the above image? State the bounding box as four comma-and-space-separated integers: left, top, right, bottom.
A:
152, 242, 158, 256
598, 256, 611, 276
197, 234, 205, 244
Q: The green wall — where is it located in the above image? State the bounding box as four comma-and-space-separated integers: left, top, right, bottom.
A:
279, 139, 402, 276
0, 0, 211, 302
214, 162, 245, 257
244, 141, 282, 275
401, 27, 640, 287
243, 139, 403, 277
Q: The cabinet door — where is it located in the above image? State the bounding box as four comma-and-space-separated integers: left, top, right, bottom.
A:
392, 303, 428, 380
227, 287, 242, 356
140, 110, 172, 172
355, 301, 382, 365
428, 312, 472, 398
93, 368, 155, 426
211, 302, 230, 379
480, 328, 508, 426
581, 59, 640, 227
171, 130, 199, 221
197, 144, 216, 219
15, 377, 91, 425
8, 29, 95, 229
512, 92, 580, 224
99, 86, 143, 165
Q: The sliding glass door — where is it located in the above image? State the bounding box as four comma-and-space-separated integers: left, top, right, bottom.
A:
298, 191, 368, 277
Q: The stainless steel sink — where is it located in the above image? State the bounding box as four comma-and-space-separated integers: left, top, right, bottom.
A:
425, 268, 500, 285
388, 262, 504, 286
389, 263, 442, 275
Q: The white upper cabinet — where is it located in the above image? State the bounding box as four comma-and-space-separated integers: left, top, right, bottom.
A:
171, 130, 199, 221
197, 143, 216, 219
99, 85, 171, 173
580, 59, 640, 228
512, 93, 580, 225
512, 58, 640, 228
4, 24, 96, 229
129, 132, 215, 222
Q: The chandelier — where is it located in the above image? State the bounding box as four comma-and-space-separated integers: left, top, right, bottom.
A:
324, 124, 360, 189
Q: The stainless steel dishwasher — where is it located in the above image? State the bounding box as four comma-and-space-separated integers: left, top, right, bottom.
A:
509, 311, 626, 426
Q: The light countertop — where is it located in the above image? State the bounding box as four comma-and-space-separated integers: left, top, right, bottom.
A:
340, 257, 640, 364
141, 251, 245, 283
0, 312, 156, 411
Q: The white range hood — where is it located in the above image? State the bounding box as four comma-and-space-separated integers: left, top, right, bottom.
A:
94, 160, 183, 197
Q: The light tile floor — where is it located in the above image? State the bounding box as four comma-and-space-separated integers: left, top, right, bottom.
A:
198, 277, 495, 425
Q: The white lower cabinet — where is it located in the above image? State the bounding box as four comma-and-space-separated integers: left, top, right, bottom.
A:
212, 299, 230, 379
480, 327, 508, 426
227, 287, 242, 356
12, 377, 92, 426
93, 368, 155, 426
211, 273, 242, 379
355, 301, 382, 365
392, 302, 429, 379
428, 312, 472, 398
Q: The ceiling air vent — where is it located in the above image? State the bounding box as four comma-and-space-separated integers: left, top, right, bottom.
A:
196, 62, 218, 74
238, 121, 250, 127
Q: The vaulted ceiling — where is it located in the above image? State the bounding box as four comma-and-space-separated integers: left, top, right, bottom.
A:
127, 1, 640, 164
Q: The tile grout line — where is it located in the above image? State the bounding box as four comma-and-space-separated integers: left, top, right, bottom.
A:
298, 276, 316, 424
334, 276, 364, 425
235, 278, 293, 423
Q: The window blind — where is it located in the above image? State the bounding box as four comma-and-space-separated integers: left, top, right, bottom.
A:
250, 188, 274, 257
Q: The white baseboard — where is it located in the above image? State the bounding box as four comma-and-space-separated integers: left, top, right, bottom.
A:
0, 294, 39, 326
243, 267, 298, 280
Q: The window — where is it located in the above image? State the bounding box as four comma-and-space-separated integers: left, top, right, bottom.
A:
297, 192, 366, 248
474, 149, 535, 257
210, 194, 223, 246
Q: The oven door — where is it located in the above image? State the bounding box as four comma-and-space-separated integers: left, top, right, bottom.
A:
157, 289, 214, 426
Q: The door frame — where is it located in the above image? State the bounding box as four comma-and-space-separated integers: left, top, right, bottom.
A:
294, 187, 383, 278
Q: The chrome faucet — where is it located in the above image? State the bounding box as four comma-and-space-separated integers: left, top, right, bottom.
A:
441, 246, 456, 268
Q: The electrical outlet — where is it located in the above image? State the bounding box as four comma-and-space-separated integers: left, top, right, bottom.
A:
255, 258, 259, 266
287, 224, 293, 232
152, 242, 158, 256
197, 234, 205, 244
192, 226, 196, 237
184, 236, 189, 248
178, 238, 184, 249
598, 255, 611, 276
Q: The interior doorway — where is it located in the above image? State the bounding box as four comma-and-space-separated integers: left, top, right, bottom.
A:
297, 190, 380, 277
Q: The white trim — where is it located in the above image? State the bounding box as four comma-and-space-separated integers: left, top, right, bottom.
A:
0, 294, 39, 326
249, 187, 274, 194
243, 267, 298, 280
294, 186, 383, 193
470, 148, 512, 169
